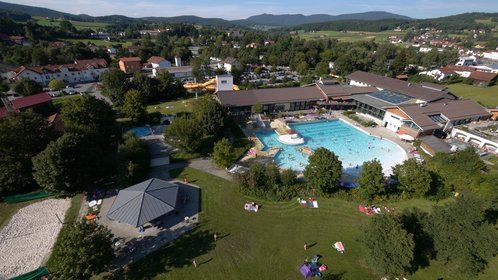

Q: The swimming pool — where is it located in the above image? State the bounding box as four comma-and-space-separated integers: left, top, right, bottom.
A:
255, 120, 406, 175
127, 126, 152, 137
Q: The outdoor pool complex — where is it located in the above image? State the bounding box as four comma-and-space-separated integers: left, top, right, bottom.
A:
255, 120, 406, 175
127, 126, 152, 137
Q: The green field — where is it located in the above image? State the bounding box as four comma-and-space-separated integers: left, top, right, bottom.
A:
121, 168, 498, 280
33, 16, 108, 30
298, 30, 406, 42
448, 83, 498, 108
146, 95, 206, 115
59, 38, 134, 47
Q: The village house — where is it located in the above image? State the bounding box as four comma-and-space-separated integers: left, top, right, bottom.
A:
5, 59, 108, 86
118, 57, 142, 74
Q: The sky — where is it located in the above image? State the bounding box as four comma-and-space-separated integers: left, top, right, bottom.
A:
4, 0, 498, 20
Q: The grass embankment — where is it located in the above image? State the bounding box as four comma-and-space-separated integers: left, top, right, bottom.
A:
448, 83, 498, 108
45, 193, 84, 269
0, 199, 48, 229
298, 30, 406, 42
123, 168, 498, 280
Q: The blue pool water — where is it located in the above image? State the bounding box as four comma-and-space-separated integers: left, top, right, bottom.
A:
127, 126, 152, 137
255, 120, 406, 175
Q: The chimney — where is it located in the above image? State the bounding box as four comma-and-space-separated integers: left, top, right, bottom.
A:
175, 56, 181, 67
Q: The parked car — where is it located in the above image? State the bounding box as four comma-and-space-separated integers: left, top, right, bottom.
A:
48, 91, 61, 97
62, 87, 76, 95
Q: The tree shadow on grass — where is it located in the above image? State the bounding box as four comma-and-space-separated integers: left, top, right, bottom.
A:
125, 228, 216, 279
322, 271, 346, 280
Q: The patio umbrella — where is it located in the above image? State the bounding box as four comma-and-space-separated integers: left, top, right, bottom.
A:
107, 178, 179, 227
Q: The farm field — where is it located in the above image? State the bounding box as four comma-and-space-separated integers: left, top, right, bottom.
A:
117, 168, 498, 280
59, 38, 134, 47
448, 83, 498, 108
33, 16, 108, 30
298, 30, 406, 42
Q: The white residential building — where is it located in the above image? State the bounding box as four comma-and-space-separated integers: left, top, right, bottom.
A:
8, 59, 108, 86
482, 51, 498, 61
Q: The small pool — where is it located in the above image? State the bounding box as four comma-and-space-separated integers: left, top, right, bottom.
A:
127, 126, 152, 137
255, 120, 406, 175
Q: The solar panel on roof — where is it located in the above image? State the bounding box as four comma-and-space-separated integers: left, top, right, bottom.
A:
429, 114, 446, 123
368, 90, 412, 105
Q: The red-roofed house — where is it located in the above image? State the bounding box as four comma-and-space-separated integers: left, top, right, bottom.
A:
146, 56, 171, 69
119, 57, 142, 73
469, 71, 498, 86
6, 59, 108, 86
0, 92, 54, 119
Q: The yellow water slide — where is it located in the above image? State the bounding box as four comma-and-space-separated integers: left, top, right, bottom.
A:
183, 78, 240, 91
183, 78, 216, 90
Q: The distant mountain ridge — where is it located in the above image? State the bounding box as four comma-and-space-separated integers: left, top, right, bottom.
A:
236, 11, 412, 26
0, 1, 411, 27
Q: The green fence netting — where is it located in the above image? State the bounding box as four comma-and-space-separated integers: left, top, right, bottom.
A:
9, 267, 50, 280
3, 192, 53, 204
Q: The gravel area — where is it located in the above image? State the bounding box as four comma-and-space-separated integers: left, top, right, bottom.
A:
0, 199, 70, 279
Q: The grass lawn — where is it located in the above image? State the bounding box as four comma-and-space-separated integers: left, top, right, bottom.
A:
45, 193, 84, 269
448, 83, 498, 108
33, 16, 109, 30
146, 96, 200, 115
122, 168, 498, 280
298, 30, 406, 42
60, 38, 134, 47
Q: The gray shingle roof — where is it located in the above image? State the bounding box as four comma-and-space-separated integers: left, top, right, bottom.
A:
398, 100, 491, 131
107, 178, 179, 227
347, 71, 456, 102
216, 86, 325, 107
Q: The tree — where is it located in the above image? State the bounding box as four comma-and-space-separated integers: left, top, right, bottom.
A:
362, 214, 415, 278
100, 68, 128, 106
424, 196, 498, 277
156, 71, 186, 99
60, 95, 115, 148
281, 169, 296, 186
303, 147, 342, 193
131, 72, 160, 104
358, 159, 385, 202
117, 133, 150, 186
251, 103, 263, 114
12, 77, 42, 96
32, 133, 103, 194
425, 147, 486, 192
212, 138, 236, 168
50, 222, 114, 279
121, 89, 147, 123
392, 158, 432, 198
48, 79, 65, 91
164, 115, 203, 153
193, 96, 226, 139
0, 111, 53, 195
315, 61, 329, 75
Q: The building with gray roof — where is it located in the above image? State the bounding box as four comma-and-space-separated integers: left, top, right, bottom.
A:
107, 178, 179, 227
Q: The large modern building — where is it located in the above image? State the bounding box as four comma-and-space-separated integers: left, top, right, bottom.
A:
6, 59, 108, 86
216, 83, 379, 114
216, 71, 492, 140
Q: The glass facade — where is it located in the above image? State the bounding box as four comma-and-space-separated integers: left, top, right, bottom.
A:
354, 100, 386, 120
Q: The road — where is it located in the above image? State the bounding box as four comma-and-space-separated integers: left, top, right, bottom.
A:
76, 82, 113, 105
